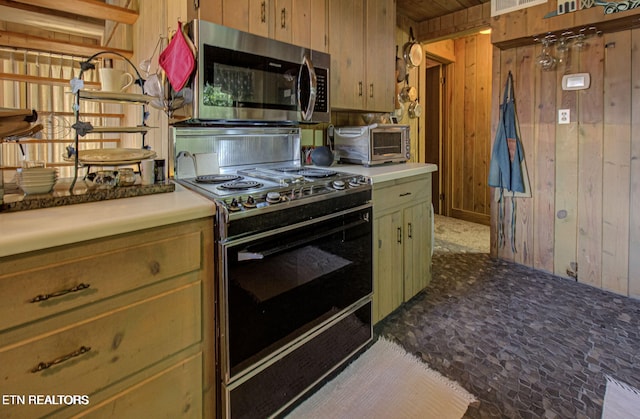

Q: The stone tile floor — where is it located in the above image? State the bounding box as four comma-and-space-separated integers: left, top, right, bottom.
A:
375, 216, 640, 419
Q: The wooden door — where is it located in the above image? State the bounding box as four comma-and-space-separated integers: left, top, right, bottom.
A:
450, 32, 492, 225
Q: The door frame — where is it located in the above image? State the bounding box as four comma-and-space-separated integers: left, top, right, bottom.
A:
420, 52, 453, 217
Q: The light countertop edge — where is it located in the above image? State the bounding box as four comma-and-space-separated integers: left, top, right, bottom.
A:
330, 162, 438, 183
0, 184, 216, 258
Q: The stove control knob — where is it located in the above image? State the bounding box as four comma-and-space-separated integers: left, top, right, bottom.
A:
333, 180, 346, 190
227, 198, 242, 212
244, 195, 257, 208
266, 191, 281, 203
348, 177, 360, 187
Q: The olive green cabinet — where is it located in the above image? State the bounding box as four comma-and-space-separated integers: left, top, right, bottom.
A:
372, 173, 432, 323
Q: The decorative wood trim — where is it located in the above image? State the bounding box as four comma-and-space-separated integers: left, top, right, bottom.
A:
0, 30, 133, 58
9, 0, 138, 25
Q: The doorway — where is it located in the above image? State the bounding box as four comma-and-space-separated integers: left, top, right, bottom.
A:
422, 33, 493, 226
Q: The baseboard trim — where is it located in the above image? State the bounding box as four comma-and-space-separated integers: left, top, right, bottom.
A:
450, 209, 490, 226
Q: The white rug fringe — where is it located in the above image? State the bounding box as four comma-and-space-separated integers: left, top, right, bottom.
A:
602, 375, 640, 419
286, 337, 477, 419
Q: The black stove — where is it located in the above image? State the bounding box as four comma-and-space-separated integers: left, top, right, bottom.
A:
177, 164, 371, 222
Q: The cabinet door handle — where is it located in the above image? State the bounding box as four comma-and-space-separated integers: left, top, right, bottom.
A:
358, 81, 363, 97
30, 283, 91, 303
408, 222, 413, 238
397, 227, 402, 244
261, 1, 266, 23
399, 192, 412, 197
281, 8, 287, 28
31, 346, 91, 373
369, 83, 374, 98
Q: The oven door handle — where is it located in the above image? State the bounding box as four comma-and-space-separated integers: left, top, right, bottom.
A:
237, 218, 368, 262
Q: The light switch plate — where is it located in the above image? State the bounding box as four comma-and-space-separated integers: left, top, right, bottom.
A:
559, 109, 570, 124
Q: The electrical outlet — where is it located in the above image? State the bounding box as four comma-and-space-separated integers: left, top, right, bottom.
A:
558, 109, 570, 124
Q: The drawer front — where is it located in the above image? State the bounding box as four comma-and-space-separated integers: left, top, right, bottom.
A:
0, 229, 202, 331
373, 175, 431, 214
75, 354, 203, 419
0, 282, 201, 419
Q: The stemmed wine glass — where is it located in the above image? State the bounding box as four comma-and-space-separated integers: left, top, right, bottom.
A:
536, 38, 557, 71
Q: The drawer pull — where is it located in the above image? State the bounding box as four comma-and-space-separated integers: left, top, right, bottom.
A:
30, 283, 91, 303
31, 346, 91, 373
399, 192, 412, 197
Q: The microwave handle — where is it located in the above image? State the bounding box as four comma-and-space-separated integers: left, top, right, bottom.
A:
335, 128, 368, 138
299, 55, 317, 122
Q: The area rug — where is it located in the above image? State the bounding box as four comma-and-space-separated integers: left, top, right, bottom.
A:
602, 375, 640, 419
286, 338, 477, 419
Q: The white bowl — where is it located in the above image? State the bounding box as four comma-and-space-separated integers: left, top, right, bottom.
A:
18, 167, 57, 175
20, 182, 55, 195
19, 174, 57, 182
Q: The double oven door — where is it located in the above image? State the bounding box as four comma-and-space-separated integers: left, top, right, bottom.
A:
218, 203, 373, 418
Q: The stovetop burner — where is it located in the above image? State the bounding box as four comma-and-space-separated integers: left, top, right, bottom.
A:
196, 174, 243, 183
218, 180, 264, 190
297, 169, 337, 178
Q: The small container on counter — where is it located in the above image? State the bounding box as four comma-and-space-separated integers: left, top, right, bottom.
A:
154, 159, 166, 183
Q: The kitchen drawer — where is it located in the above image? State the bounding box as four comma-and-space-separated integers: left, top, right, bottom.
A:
0, 225, 202, 331
73, 353, 203, 419
0, 281, 201, 419
372, 175, 431, 214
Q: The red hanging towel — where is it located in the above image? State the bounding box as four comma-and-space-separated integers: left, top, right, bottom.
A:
159, 21, 195, 92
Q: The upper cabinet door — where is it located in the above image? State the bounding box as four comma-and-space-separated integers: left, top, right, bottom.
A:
310, 0, 328, 52
365, 0, 395, 112
273, 0, 293, 43
249, 0, 271, 38
328, 0, 366, 110
222, 0, 250, 31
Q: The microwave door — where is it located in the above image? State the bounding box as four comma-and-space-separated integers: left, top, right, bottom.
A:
298, 56, 317, 122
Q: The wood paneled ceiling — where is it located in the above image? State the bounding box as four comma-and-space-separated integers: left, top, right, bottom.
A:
396, 0, 490, 23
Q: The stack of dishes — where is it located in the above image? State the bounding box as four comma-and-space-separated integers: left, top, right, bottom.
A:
16, 167, 58, 195
63, 148, 157, 165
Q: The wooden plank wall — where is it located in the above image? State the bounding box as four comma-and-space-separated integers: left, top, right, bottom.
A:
492, 28, 640, 298
450, 32, 492, 225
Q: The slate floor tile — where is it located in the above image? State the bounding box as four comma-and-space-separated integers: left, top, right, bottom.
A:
375, 216, 640, 418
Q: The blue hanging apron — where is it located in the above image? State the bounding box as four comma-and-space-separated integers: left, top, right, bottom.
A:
488, 71, 525, 252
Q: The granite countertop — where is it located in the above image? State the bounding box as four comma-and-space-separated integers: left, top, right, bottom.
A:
327, 162, 438, 183
0, 183, 216, 258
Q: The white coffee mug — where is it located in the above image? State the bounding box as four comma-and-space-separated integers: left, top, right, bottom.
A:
140, 159, 155, 185
99, 68, 134, 92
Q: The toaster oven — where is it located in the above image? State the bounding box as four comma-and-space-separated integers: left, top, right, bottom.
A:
333, 124, 410, 166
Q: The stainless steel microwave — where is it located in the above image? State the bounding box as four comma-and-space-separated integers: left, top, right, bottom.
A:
183, 19, 330, 124
333, 124, 410, 166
